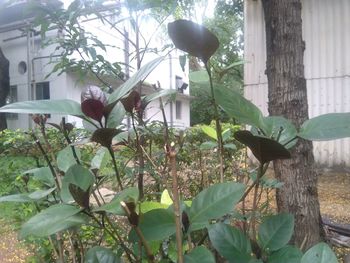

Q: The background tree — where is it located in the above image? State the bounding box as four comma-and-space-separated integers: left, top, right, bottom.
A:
190, 0, 243, 125
261, 0, 323, 249
0, 48, 10, 131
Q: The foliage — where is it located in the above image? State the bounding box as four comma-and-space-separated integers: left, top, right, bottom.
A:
189, 0, 244, 125
0, 3, 347, 263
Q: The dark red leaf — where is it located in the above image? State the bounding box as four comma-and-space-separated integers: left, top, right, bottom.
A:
234, 130, 291, 164
32, 114, 47, 125
168, 19, 219, 64
64, 122, 74, 133
91, 128, 120, 148
47, 122, 62, 130
81, 99, 105, 122
81, 86, 107, 105
69, 184, 90, 209
182, 211, 190, 233
125, 201, 138, 226
121, 90, 141, 113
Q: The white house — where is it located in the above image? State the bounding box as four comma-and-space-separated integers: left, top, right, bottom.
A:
0, 1, 191, 130
244, 0, 350, 168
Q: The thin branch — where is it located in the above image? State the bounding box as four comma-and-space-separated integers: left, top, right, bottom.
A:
205, 63, 225, 182
168, 148, 184, 263
108, 147, 124, 190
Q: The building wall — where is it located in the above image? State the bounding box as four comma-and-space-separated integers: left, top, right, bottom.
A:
1, 29, 70, 129
244, 0, 350, 167
1, 11, 191, 130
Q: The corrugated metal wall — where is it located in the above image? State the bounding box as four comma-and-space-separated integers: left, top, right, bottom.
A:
244, 0, 350, 167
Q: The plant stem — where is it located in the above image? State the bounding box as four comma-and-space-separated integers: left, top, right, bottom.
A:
104, 216, 135, 262
87, 212, 135, 261
108, 147, 124, 190
131, 114, 144, 199
239, 162, 270, 202
158, 91, 183, 262
121, 202, 154, 262
283, 136, 298, 147
250, 163, 264, 241
205, 63, 224, 182
62, 117, 80, 164
30, 132, 61, 190
168, 148, 184, 263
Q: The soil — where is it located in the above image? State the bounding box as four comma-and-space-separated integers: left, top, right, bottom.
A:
0, 219, 32, 263
318, 172, 350, 262
0, 172, 349, 262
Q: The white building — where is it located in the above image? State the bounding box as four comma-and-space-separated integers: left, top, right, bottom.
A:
244, 0, 350, 168
0, 1, 191, 130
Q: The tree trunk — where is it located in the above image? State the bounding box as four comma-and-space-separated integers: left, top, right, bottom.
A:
0, 47, 10, 131
261, 0, 323, 249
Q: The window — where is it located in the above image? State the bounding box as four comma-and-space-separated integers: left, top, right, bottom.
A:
18, 61, 27, 74
35, 82, 50, 100
6, 86, 18, 120
35, 82, 50, 118
175, 76, 188, 93
175, 100, 182, 120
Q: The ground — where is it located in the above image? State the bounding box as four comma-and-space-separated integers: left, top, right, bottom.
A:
0, 172, 349, 262
319, 172, 350, 224
318, 172, 350, 262
0, 219, 32, 263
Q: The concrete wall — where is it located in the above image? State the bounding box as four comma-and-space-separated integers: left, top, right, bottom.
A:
1, 11, 191, 130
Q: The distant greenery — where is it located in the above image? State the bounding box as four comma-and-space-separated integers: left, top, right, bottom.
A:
0, 1, 347, 262
190, 0, 243, 125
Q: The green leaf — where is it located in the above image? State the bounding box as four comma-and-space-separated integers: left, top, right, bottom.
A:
60, 164, 94, 204
189, 70, 209, 84
64, 164, 94, 192
200, 141, 218, 150
20, 204, 86, 238
28, 187, 56, 200
179, 55, 186, 72
160, 189, 173, 205
184, 246, 215, 263
299, 113, 350, 141
201, 125, 217, 140
85, 246, 121, 263
0, 99, 84, 116
94, 187, 139, 215
0, 187, 56, 203
260, 116, 297, 148
24, 167, 55, 187
258, 213, 294, 252
143, 89, 178, 106
215, 85, 264, 129
268, 246, 302, 263
108, 56, 165, 104
133, 240, 161, 260
57, 146, 81, 172
208, 223, 252, 263
106, 102, 125, 128
223, 143, 237, 150
129, 209, 175, 242
301, 243, 338, 263
91, 147, 111, 170
222, 129, 232, 142
0, 194, 32, 203
140, 201, 169, 213
222, 60, 245, 71
189, 182, 245, 231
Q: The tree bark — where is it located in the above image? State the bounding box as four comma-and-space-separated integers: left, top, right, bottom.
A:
261, 0, 323, 249
0, 47, 10, 131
